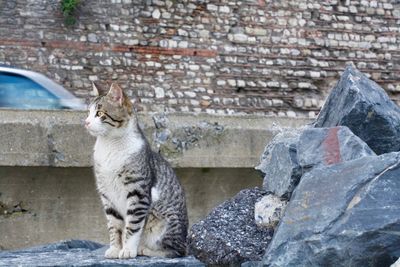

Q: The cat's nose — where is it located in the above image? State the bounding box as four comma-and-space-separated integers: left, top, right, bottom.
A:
84, 120, 90, 128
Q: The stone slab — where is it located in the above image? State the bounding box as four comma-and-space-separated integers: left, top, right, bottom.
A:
0, 240, 204, 267
0, 110, 310, 168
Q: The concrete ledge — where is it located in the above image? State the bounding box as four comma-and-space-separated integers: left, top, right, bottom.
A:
0, 110, 311, 168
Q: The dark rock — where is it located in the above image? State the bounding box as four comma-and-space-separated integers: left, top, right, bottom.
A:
188, 188, 274, 265
297, 126, 376, 170
0, 240, 204, 267
256, 130, 303, 199
264, 152, 400, 267
314, 65, 400, 155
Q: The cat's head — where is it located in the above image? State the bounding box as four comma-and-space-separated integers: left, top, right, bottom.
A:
85, 82, 134, 137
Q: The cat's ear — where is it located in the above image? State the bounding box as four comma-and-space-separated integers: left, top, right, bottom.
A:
91, 81, 107, 96
107, 83, 124, 106
92, 82, 100, 96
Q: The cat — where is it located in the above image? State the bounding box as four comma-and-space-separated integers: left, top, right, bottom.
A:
85, 82, 188, 259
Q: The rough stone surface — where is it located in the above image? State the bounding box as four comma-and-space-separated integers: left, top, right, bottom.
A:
314, 65, 400, 155
297, 126, 376, 170
254, 194, 287, 228
0, 110, 310, 168
1, 1, 400, 116
188, 188, 273, 265
264, 152, 400, 267
0, 240, 204, 266
256, 129, 304, 199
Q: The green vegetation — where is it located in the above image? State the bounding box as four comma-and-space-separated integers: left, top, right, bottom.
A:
61, 0, 79, 26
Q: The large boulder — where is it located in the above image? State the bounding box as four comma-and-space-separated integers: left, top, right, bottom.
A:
314, 65, 400, 155
0, 240, 204, 266
256, 129, 303, 199
257, 125, 375, 199
297, 126, 376, 170
188, 188, 273, 265
264, 152, 400, 266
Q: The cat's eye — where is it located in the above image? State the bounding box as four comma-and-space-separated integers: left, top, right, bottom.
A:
96, 111, 105, 117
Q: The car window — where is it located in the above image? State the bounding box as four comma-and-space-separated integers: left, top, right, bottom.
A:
0, 72, 62, 109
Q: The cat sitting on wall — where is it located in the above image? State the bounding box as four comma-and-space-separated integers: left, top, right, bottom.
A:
85, 83, 188, 259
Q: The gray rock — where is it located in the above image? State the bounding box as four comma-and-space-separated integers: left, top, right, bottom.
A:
264, 152, 400, 267
188, 188, 274, 265
152, 113, 172, 152
0, 240, 204, 267
256, 129, 303, 199
314, 65, 400, 155
87, 33, 98, 43
254, 194, 287, 228
297, 126, 376, 170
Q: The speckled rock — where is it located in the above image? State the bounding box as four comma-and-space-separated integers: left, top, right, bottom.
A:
0, 240, 205, 267
188, 188, 274, 265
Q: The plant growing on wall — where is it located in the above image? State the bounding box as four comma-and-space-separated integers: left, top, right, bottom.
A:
61, 0, 79, 26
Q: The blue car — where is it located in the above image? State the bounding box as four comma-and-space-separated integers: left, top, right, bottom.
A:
0, 66, 85, 110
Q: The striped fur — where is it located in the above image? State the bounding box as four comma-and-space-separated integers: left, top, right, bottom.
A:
85, 83, 188, 259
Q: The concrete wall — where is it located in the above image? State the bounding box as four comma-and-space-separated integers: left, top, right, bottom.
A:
0, 167, 261, 250
0, 110, 310, 168
0, 110, 310, 249
1, 0, 399, 116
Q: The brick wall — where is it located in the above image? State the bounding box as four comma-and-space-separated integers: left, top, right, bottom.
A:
0, 0, 399, 117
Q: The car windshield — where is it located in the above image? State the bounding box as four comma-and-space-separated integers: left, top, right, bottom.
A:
0, 72, 62, 109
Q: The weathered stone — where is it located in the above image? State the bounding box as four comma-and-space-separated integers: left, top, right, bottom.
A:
188, 188, 273, 265
0, 110, 310, 168
254, 194, 287, 228
314, 65, 400, 155
264, 152, 400, 267
256, 129, 303, 199
297, 126, 376, 170
0, 240, 204, 266
154, 87, 165, 98
87, 33, 98, 43
2, 2, 400, 116
152, 9, 161, 19
230, 33, 248, 43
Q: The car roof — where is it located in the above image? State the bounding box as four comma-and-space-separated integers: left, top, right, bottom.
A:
0, 66, 86, 110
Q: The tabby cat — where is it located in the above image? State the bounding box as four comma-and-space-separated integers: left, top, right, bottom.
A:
85, 83, 188, 259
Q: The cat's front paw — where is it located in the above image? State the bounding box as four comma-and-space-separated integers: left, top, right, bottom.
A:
105, 246, 121, 259
119, 247, 137, 259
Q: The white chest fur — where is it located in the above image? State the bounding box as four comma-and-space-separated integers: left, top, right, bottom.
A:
93, 134, 144, 216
